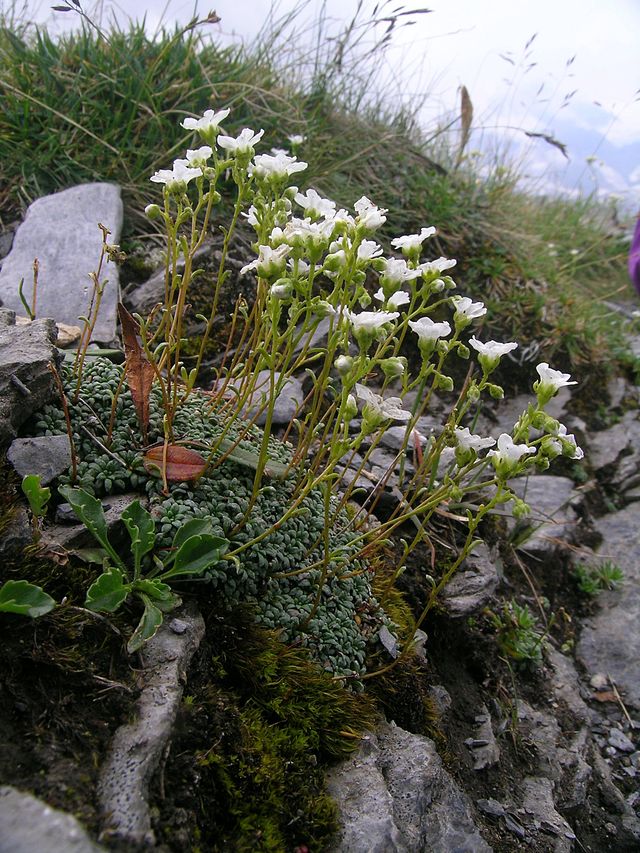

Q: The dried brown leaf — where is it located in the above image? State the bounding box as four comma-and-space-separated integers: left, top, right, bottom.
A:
143, 444, 208, 482
118, 303, 154, 444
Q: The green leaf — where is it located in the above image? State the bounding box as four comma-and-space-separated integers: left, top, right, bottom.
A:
71, 547, 110, 565
85, 568, 129, 612
58, 485, 125, 569
161, 534, 229, 580
21, 474, 51, 518
162, 518, 215, 566
132, 579, 181, 611
127, 597, 163, 653
121, 500, 155, 575
0, 580, 55, 618
216, 437, 291, 479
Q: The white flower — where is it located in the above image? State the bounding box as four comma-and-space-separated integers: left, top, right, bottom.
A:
250, 152, 308, 180
288, 134, 306, 145
391, 227, 437, 252
181, 107, 230, 134
419, 257, 457, 274
408, 316, 451, 343
469, 337, 518, 359
288, 258, 310, 276
185, 146, 212, 167
451, 296, 487, 321
240, 244, 291, 277
150, 159, 202, 189
294, 189, 336, 219
217, 127, 265, 155
355, 384, 411, 422
454, 426, 496, 453
535, 362, 577, 391
380, 257, 422, 287
345, 309, 399, 334
374, 288, 410, 308
270, 147, 288, 156
330, 208, 356, 230
354, 196, 387, 230
488, 433, 536, 466
357, 240, 383, 260
555, 423, 584, 460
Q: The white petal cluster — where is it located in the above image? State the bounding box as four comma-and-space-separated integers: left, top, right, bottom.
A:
380, 257, 423, 287
354, 196, 387, 230
150, 159, 202, 188
185, 146, 212, 167
419, 257, 457, 274
181, 107, 230, 133
408, 316, 452, 342
218, 127, 265, 154
240, 244, 291, 277
391, 227, 437, 252
488, 433, 536, 465
535, 362, 577, 391
250, 151, 308, 180
374, 288, 410, 308
451, 296, 487, 320
355, 384, 411, 422
345, 309, 399, 333
357, 240, 384, 260
469, 337, 518, 359
454, 426, 496, 453
295, 188, 336, 219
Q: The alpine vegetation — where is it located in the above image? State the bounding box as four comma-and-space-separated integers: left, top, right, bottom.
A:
24, 105, 584, 682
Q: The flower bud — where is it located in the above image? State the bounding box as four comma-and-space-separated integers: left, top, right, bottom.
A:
145, 203, 162, 220
380, 357, 407, 379
334, 355, 354, 377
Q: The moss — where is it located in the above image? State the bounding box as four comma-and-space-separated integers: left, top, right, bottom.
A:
156, 611, 377, 851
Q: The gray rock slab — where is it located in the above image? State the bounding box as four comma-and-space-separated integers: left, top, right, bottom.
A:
508, 475, 581, 556
0, 310, 60, 446
98, 605, 205, 846
326, 720, 492, 852
0, 184, 122, 343
41, 493, 140, 553
442, 542, 501, 617
588, 410, 640, 474
576, 504, 640, 710
520, 777, 576, 850
8, 434, 72, 484
0, 785, 104, 853
243, 370, 305, 426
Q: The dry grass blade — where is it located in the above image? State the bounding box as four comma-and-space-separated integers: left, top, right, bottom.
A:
117, 303, 154, 444
455, 84, 473, 169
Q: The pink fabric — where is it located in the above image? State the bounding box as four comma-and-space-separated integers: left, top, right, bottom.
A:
630, 216, 640, 296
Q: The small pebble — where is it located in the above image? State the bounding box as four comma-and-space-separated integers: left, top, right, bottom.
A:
590, 673, 609, 691
605, 822, 617, 835
169, 619, 188, 635
608, 729, 635, 753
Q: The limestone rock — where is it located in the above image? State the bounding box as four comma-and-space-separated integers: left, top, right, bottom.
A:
98, 605, 205, 846
244, 370, 305, 426
576, 503, 640, 710
0, 786, 104, 853
588, 410, 640, 481
442, 542, 501, 617
326, 720, 492, 852
0, 184, 122, 343
7, 434, 72, 484
0, 310, 60, 447
508, 475, 581, 557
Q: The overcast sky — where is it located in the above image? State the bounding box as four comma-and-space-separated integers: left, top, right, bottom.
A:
18, 0, 640, 209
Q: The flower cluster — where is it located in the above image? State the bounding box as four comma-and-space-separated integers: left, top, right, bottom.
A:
42, 102, 586, 672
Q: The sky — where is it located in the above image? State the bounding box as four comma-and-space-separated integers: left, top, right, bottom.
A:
14, 0, 640, 211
